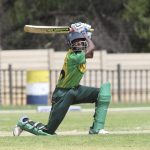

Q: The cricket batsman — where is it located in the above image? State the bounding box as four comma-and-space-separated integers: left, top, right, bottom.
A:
13, 22, 111, 136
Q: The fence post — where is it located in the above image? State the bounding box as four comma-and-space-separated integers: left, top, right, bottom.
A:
100, 50, 107, 69
8, 64, 13, 104
0, 65, 1, 104
117, 64, 121, 102
0, 49, 2, 104
0, 5, 2, 104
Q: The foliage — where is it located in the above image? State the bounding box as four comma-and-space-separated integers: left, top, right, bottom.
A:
123, 0, 150, 51
0, 0, 150, 52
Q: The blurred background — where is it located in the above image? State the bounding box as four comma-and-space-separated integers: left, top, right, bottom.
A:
0, 0, 150, 105
1, 0, 150, 52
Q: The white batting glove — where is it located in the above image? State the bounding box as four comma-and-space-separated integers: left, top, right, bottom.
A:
71, 22, 91, 34
83, 23, 91, 31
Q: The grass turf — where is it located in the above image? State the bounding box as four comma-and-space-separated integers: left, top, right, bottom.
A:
0, 106, 150, 150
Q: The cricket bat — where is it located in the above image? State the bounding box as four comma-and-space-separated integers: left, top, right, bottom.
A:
24, 25, 94, 34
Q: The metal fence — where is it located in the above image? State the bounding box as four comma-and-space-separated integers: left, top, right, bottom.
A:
0, 64, 150, 105
0, 65, 26, 105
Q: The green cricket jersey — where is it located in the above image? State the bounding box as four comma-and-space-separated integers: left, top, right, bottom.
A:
56, 49, 86, 88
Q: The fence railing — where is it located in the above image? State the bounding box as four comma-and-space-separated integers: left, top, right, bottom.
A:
0, 64, 150, 105
0, 65, 26, 105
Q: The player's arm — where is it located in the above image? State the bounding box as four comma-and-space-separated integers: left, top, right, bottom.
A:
71, 22, 95, 58
84, 34, 95, 59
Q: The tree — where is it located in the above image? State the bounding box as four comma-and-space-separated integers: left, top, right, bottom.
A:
123, 0, 150, 52
1, 0, 149, 52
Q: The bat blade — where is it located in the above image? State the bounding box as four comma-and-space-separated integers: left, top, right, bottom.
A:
24, 25, 94, 34
24, 25, 71, 34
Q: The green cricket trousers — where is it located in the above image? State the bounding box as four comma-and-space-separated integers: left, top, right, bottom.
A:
46, 85, 99, 134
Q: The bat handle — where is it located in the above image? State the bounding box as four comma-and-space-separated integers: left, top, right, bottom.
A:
69, 28, 94, 32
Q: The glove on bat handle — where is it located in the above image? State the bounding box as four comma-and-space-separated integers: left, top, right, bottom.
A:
70, 28, 94, 32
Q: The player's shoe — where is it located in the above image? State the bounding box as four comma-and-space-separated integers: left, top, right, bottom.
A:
89, 127, 109, 135
98, 129, 109, 134
13, 125, 23, 136
13, 115, 29, 136
13, 115, 52, 136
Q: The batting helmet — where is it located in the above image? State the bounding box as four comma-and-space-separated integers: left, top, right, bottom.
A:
67, 32, 88, 51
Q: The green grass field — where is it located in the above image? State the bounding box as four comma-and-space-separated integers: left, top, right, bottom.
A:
0, 104, 150, 150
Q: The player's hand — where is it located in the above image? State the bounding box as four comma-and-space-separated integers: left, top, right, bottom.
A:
71, 22, 91, 34
86, 32, 92, 39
